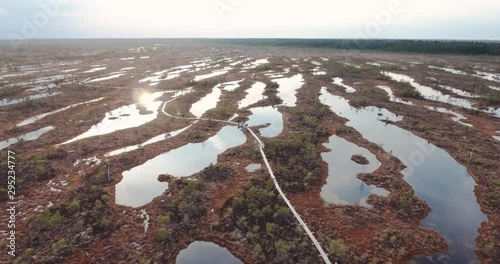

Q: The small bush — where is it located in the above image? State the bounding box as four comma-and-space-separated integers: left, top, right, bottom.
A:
186, 130, 204, 142
253, 243, 263, 255
157, 215, 171, 225
50, 238, 73, 256
38, 210, 63, 227
0, 85, 23, 97
274, 207, 291, 222
256, 65, 271, 71
374, 72, 391, 81
98, 216, 111, 229
266, 81, 280, 89
396, 82, 422, 99
481, 94, 500, 107
266, 222, 277, 234
101, 194, 110, 204
157, 227, 170, 240
193, 78, 223, 88
201, 163, 233, 181
329, 239, 347, 259
59, 198, 80, 216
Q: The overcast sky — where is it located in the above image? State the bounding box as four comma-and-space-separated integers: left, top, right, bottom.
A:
1, 0, 499, 40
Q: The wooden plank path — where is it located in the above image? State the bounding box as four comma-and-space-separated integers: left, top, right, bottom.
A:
161, 97, 332, 264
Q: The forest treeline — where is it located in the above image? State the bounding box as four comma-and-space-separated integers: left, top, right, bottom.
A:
207, 39, 500, 55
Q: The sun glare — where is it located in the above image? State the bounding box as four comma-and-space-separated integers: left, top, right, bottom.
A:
139, 92, 155, 106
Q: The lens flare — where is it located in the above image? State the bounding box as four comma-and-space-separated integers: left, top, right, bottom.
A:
139, 92, 155, 106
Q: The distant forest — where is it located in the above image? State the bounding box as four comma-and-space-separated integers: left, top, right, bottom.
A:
208, 39, 500, 56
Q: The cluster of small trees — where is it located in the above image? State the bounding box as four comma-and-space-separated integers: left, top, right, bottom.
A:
155, 179, 207, 245
0, 153, 56, 192
167, 179, 207, 223
266, 133, 324, 192
324, 61, 364, 78
190, 77, 224, 89
222, 179, 320, 263
85, 164, 111, 185
395, 82, 423, 99
18, 185, 115, 262
371, 229, 407, 259
0, 85, 23, 98
484, 179, 500, 212
205, 106, 233, 121
388, 189, 428, 219
261, 89, 330, 193
201, 163, 234, 181
263, 81, 283, 105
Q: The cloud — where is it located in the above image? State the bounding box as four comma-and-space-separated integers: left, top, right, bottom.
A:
0, 8, 7, 15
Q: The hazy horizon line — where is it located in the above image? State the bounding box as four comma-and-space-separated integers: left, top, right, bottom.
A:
1, 37, 500, 42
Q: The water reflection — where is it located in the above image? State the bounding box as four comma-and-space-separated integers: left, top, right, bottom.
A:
61, 92, 165, 144
105, 125, 192, 157
246, 106, 283, 138
194, 69, 230, 82
332, 77, 356, 93
273, 74, 304, 107
319, 87, 486, 264
376, 85, 413, 105
0, 126, 55, 150
190, 86, 222, 118
115, 126, 246, 207
321, 135, 389, 208
245, 163, 262, 172
238, 82, 267, 109
176, 241, 242, 264
383, 72, 475, 109
0, 92, 61, 107
17, 98, 104, 126
218, 79, 244, 92
425, 106, 473, 128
